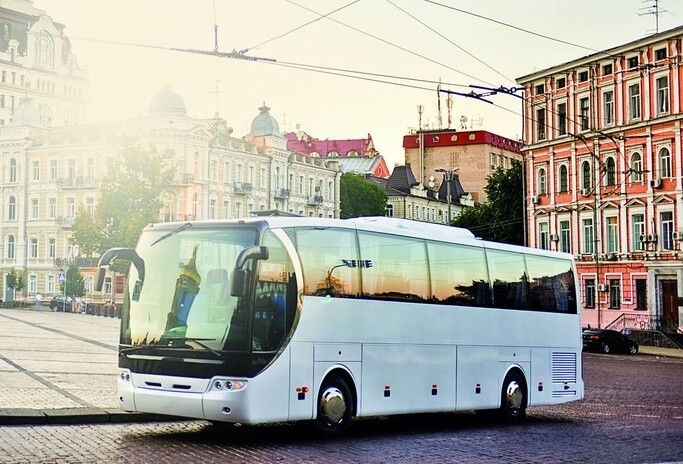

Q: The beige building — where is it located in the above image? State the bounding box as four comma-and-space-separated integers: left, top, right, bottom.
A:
0, 90, 340, 302
403, 129, 522, 203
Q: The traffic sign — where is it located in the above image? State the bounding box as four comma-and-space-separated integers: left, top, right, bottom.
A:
58, 272, 66, 282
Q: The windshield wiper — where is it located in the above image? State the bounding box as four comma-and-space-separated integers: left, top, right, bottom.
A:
151, 222, 192, 247
159, 337, 225, 360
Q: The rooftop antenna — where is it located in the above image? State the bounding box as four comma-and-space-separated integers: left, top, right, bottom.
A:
213, 0, 219, 52
437, 79, 443, 129
418, 104, 424, 130
639, 0, 667, 34
447, 93, 453, 129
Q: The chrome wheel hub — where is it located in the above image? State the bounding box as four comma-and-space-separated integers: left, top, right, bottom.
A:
506, 381, 523, 410
320, 387, 346, 423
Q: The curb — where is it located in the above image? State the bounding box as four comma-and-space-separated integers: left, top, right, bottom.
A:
0, 408, 180, 426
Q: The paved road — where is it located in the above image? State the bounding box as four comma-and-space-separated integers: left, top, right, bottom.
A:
0, 307, 681, 463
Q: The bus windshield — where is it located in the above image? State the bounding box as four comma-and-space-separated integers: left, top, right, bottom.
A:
121, 226, 258, 352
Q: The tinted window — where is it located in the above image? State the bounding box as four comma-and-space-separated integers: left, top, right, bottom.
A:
486, 249, 528, 310
429, 241, 490, 307
293, 227, 360, 297
525, 255, 577, 313
358, 231, 429, 301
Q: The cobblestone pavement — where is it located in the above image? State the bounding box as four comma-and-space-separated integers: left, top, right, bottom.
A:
0, 305, 681, 464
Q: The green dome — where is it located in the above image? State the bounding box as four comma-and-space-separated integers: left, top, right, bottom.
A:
148, 88, 187, 116
10, 97, 43, 128
250, 104, 280, 136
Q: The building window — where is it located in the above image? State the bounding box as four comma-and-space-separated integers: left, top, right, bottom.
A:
660, 211, 674, 250
30, 198, 38, 219
32, 160, 40, 181
635, 279, 647, 310
49, 160, 57, 180
630, 152, 642, 183
85, 197, 94, 216
538, 222, 549, 250
7, 234, 14, 259
560, 220, 571, 253
535, 83, 545, 94
658, 147, 671, 178
556, 77, 566, 88
559, 165, 568, 192
28, 275, 37, 293
582, 218, 594, 254
656, 76, 669, 115
605, 157, 616, 186
628, 83, 641, 120
607, 216, 618, 253
557, 103, 567, 135
86, 158, 95, 179
30, 238, 38, 258
47, 275, 55, 293
192, 193, 198, 219
655, 48, 667, 61
48, 198, 56, 219
386, 204, 394, 217
48, 238, 56, 258
579, 97, 589, 130
536, 107, 546, 140
627, 56, 639, 69
223, 200, 229, 219
209, 199, 216, 219
603, 90, 614, 125
9, 158, 16, 182
632, 213, 644, 251
585, 279, 596, 308
538, 167, 547, 194
35, 31, 54, 69
7, 195, 16, 220
579, 70, 588, 82
609, 279, 621, 309
210, 160, 217, 181
581, 160, 591, 190
602, 63, 613, 75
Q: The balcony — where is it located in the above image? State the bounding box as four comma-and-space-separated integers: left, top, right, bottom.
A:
54, 257, 99, 269
54, 216, 75, 227
307, 195, 323, 206
274, 188, 290, 199
234, 182, 253, 195
56, 176, 98, 189
172, 173, 195, 185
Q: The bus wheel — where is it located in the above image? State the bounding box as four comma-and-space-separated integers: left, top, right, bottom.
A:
500, 370, 527, 422
313, 376, 353, 436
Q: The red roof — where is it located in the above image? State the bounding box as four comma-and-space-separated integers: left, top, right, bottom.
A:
285, 131, 376, 157
402, 130, 521, 154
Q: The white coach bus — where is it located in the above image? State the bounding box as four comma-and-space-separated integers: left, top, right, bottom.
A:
97, 216, 583, 435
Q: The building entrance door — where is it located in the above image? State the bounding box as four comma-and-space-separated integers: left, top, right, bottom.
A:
661, 280, 679, 332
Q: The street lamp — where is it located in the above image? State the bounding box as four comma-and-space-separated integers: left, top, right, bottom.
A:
434, 167, 459, 225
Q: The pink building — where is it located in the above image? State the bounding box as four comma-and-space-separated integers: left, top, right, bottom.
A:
517, 26, 683, 336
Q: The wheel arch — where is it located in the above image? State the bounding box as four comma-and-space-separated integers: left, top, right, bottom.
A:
501, 365, 528, 399
317, 365, 358, 416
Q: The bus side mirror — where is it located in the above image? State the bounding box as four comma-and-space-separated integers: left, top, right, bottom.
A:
95, 247, 145, 292
231, 246, 268, 297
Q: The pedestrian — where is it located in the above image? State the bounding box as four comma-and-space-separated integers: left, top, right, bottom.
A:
34, 293, 42, 310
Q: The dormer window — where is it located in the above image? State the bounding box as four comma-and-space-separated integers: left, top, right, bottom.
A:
627, 56, 639, 69
578, 71, 588, 82
535, 84, 545, 95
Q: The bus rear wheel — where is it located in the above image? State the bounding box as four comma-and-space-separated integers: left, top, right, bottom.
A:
500, 370, 527, 422
313, 376, 353, 436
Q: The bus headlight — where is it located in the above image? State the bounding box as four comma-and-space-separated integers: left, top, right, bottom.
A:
210, 378, 247, 392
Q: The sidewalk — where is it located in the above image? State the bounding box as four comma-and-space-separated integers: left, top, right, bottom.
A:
1, 306, 682, 426
0, 307, 173, 425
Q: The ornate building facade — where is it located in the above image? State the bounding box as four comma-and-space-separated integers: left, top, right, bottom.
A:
0, 89, 340, 302
517, 26, 683, 332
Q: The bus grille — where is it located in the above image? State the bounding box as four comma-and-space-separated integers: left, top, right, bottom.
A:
551, 352, 577, 383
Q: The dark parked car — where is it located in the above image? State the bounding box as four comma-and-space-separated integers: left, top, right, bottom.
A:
582, 329, 638, 355
49, 295, 72, 312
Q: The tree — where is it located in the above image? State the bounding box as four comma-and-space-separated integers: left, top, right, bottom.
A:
452, 160, 524, 245
60, 261, 86, 297
6, 269, 24, 295
73, 142, 176, 259
340, 172, 387, 219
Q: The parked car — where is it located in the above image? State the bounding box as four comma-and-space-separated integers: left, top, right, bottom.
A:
49, 295, 72, 312
582, 329, 638, 355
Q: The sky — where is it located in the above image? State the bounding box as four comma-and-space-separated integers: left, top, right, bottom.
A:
34, 0, 683, 170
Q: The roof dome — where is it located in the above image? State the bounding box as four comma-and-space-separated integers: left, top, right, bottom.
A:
10, 97, 43, 128
148, 86, 187, 116
250, 104, 280, 136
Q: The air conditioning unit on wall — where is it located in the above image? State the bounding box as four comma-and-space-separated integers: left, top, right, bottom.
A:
580, 188, 590, 196
597, 283, 608, 292
531, 196, 539, 204
549, 234, 559, 241
672, 231, 683, 241
650, 178, 662, 188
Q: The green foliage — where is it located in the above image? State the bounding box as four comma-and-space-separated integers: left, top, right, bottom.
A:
452, 161, 524, 245
6, 269, 23, 292
59, 261, 86, 297
340, 172, 387, 219
73, 142, 176, 261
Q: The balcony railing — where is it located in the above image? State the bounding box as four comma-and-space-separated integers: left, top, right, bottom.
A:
307, 195, 323, 206
234, 182, 253, 195
274, 188, 290, 199
56, 176, 98, 189
54, 216, 75, 227
54, 257, 99, 269
172, 173, 195, 185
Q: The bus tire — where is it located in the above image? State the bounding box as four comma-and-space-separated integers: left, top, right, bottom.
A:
499, 370, 527, 422
313, 376, 353, 436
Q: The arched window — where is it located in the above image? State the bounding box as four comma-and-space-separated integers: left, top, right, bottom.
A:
658, 147, 671, 178
606, 157, 616, 186
6, 234, 15, 259
9, 158, 16, 182
559, 165, 568, 192
581, 160, 591, 190
7, 195, 16, 220
35, 30, 54, 69
630, 152, 642, 183
538, 167, 547, 194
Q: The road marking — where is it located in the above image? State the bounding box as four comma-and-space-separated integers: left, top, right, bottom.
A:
632, 414, 659, 418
